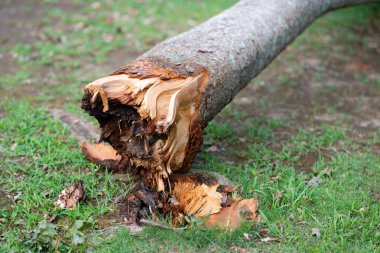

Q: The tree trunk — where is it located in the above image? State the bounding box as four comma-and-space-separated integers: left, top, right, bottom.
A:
81, 0, 378, 191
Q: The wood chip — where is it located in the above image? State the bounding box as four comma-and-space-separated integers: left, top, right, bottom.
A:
80, 141, 121, 167
205, 198, 259, 230
54, 181, 86, 209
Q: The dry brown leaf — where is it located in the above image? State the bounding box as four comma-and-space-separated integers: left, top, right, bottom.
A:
205, 198, 259, 230
172, 181, 222, 217
54, 181, 86, 209
80, 141, 121, 167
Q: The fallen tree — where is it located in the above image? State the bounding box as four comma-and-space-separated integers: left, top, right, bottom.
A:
82, 0, 377, 191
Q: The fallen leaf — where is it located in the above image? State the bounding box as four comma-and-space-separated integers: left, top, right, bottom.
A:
80, 141, 121, 167
311, 227, 321, 238
54, 181, 86, 209
205, 198, 260, 230
172, 181, 222, 217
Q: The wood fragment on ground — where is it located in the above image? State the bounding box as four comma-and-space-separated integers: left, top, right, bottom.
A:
80, 141, 121, 169
119, 171, 259, 230
54, 181, 86, 209
172, 181, 222, 217
205, 198, 260, 230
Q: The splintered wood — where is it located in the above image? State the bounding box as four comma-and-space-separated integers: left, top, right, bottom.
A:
80, 63, 259, 230
82, 72, 202, 191
172, 181, 222, 217
171, 177, 260, 229
119, 173, 259, 230
205, 198, 260, 230
79, 142, 260, 229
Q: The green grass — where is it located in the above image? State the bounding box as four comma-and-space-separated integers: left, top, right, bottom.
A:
0, 102, 132, 251
98, 119, 379, 252
294, 4, 380, 54
0, 71, 30, 90
1, 1, 380, 252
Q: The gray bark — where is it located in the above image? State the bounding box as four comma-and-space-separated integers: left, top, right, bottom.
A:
135, 0, 378, 126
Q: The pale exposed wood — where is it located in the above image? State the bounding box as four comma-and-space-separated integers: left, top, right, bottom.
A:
84, 74, 203, 191
205, 198, 260, 230
172, 181, 222, 217
80, 141, 121, 167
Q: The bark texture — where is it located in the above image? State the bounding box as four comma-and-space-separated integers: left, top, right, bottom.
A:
137, 0, 377, 124
82, 0, 378, 191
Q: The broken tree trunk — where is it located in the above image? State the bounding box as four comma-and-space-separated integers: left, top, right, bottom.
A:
82, 0, 377, 191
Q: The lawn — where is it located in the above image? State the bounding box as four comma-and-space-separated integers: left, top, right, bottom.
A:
0, 1, 379, 252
